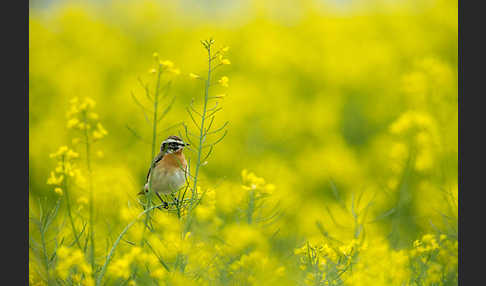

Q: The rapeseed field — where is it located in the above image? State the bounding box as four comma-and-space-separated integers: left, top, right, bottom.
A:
29, 1, 458, 285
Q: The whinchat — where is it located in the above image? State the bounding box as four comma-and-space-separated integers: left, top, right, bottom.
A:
139, 135, 189, 206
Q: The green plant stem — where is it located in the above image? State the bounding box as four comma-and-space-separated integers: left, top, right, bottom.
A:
141, 63, 163, 243
82, 111, 96, 273
39, 224, 51, 283
191, 44, 212, 207
247, 190, 255, 224
151, 65, 162, 170
96, 203, 166, 286
62, 155, 83, 250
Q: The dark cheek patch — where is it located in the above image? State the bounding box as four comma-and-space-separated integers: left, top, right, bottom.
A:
162, 140, 184, 153
168, 143, 181, 152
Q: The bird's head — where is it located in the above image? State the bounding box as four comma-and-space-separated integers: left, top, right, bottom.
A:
161, 135, 189, 154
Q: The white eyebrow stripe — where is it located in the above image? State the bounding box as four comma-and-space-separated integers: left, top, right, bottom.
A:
163, 139, 184, 144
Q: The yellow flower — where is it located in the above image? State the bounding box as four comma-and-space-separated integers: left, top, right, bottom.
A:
49, 146, 69, 158
66, 149, 79, 159
275, 266, 285, 276
264, 183, 275, 194
189, 73, 200, 79
160, 60, 174, 69
413, 240, 422, 248
67, 118, 80, 129
92, 123, 108, 140
242, 169, 265, 189
54, 187, 63, 195
79, 97, 96, 111
218, 76, 229, 87
47, 172, 63, 185
218, 53, 230, 65
151, 268, 167, 280
71, 274, 82, 283
55, 246, 92, 280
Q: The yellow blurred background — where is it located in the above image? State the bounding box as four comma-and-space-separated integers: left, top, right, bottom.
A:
29, 0, 457, 285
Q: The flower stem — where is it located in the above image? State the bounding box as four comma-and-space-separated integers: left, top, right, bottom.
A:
82, 110, 96, 273
141, 62, 163, 242
191, 43, 212, 207
62, 154, 83, 250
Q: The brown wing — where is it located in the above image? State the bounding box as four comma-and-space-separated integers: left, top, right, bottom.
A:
146, 151, 165, 182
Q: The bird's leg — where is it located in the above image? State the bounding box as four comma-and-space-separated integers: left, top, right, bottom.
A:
171, 194, 180, 207
155, 192, 169, 209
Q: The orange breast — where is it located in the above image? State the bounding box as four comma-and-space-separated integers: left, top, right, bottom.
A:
157, 151, 187, 171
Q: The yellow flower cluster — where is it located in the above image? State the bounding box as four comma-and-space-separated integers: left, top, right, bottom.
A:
401, 58, 456, 110
29, 259, 46, 286
144, 216, 192, 263
295, 239, 360, 285
46, 146, 83, 195
160, 60, 180, 75
151, 53, 180, 75
214, 45, 231, 66
29, 2, 458, 284
412, 233, 440, 255
109, 246, 159, 280
66, 97, 108, 141
218, 76, 229, 87
241, 169, 275, 195
189, 72, 200, 79
229, 251, 285, 284
345, 240, 410, 286
217, 48, 231, 65
408, 233, 458, 285
389, 111, 439, 171
183, 242, 224, 283
55, 246, 94, 286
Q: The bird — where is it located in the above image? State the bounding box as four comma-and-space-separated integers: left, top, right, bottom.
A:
139, 135, 189, 208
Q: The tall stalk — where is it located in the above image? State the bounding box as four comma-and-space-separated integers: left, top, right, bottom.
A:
141, 61, 165, 242
81, 110, 96, 272
61, 154, 83, 250
182, 39, 229, 230
39, 218, 51, 283
191, 43, 213, 205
